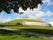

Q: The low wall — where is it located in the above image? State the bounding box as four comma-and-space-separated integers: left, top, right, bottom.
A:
21, 22, 50, 26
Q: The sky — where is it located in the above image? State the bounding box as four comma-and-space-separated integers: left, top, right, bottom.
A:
0, 0, 53, 26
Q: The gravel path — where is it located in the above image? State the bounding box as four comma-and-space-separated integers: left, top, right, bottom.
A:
0, 27, 17, 30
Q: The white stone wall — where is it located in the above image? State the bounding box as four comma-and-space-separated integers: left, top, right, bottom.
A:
21, 22, 49, 26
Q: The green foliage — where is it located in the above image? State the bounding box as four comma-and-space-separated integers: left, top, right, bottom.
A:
0, 0, 43, 13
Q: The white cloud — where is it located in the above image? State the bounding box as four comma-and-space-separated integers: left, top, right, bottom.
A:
0, 16, 11, 23
19, 7, 24, 12
45, 11, 53, 16
14, 4, 44, 19
42, 0, 53, 5
14, 4, 53, 21
48, 22, 53, 26
0, 17, 3, 23
4, 18, 11, 22
16, 0, 53, 19
0, 0, 53, 23
41, 18, 53, 22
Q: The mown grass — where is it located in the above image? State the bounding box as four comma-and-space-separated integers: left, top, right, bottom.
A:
0, 19, 53, 40
0, 29, 53, 40
0, 19, 43, 25
1, 19, 52, 30
0, 25, 53, 35
2, 25, 53, 35
0, 35, 53, 40
3, 25, 53, 30
0, 19, 52, 30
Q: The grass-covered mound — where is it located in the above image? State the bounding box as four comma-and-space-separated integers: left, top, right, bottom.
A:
0, 19, 53, 40
0, 19, 52, 30
0, 19, 43, 25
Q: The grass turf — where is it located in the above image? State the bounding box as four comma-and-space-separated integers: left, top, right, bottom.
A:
0, 19, 53, 40
0, 19, 43, 25
3, 25, 53, 30
0, 29, 53, 40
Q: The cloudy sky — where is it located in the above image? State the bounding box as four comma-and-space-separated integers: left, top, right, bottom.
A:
0, 0, 53, 26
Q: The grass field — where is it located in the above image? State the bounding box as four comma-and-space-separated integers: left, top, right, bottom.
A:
4, 25, 53, 30
0, 19, 53, 40
0, 19, 53, 30
0, 29, 53, 40
0, 19, 43, 25
0, 34, 53, 40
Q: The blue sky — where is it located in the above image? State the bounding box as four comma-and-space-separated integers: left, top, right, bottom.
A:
0, 0, 53, 26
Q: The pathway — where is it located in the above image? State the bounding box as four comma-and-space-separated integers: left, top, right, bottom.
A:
0, 27, 53, 38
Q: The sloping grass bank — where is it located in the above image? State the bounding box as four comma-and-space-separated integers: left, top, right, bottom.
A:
0, 19, 43, 25
0, 29, 53, 40
0, 25, 53, 35
21, 28, 53, 35
0, 19, 53, 40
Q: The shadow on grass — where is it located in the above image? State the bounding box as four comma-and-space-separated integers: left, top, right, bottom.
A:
0, 29, 37, 37
0, 29, 26, 36
21, 29, 53, 35
0, 25, 18, 27
0, 29, 53, 37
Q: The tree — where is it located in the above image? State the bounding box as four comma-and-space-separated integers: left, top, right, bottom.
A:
0, 0, 43, 14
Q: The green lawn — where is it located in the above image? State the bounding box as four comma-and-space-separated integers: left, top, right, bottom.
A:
0, 19, 53, 40
0, 29, 53, 40
4, 25, 53, 30
0, 35, 53, 40
0, 25, 53, 40
3, 25, 53, 35
0, 19, 52, 30
0, 19, 43, 25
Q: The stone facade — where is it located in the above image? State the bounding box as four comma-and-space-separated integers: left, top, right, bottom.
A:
19, 21, 50, 26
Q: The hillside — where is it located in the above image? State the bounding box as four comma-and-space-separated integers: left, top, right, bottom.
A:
0, 19, 52, 30
0, 19, 43, 25
0, 19, 53, 40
